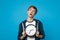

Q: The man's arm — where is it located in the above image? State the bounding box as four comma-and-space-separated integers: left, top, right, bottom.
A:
18, 22, 26, 40
18, 23, 23, 40
38, 21, 45, 39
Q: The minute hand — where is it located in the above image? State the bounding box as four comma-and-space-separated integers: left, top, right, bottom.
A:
29, 29, 34, 34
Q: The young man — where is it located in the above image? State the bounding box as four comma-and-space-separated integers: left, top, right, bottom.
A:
18, 5, 45, 40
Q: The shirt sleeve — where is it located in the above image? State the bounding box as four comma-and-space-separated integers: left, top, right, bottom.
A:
17, 23, 23, 40
38, 21, 45, 39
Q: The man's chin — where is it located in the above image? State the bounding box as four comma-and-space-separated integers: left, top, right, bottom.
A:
29, 16, 33, 18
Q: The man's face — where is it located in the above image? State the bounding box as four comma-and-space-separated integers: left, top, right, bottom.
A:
27, 7, 36, 18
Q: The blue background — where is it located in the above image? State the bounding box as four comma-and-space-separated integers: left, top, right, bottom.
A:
0, 0, 60, 40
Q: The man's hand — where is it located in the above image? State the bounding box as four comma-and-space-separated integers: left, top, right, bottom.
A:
36, 30, 39, 37
36, 30, 43, 38
20, 31, 26, 40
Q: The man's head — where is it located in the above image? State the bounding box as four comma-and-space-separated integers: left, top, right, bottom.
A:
27, 5, 37, 18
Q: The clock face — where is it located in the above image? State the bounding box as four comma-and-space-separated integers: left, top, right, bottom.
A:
26, 25, 36, 36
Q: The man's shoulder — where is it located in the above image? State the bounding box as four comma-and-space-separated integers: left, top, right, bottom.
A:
34, 19, 41, 22
20, 20, 27, 24
34, 19, 42, 24
34, 19, 39, 21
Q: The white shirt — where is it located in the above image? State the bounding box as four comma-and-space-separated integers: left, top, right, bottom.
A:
25, 20, 36, 40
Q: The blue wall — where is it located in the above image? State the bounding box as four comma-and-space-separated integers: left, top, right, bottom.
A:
0, 0, 60, 40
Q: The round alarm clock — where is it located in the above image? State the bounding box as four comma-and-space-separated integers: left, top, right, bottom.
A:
26, 25, 36, 36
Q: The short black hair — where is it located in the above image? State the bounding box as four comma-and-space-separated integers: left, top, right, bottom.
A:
28, 5, 37, 14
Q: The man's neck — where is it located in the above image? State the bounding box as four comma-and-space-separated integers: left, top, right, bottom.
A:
27, 17, 34, 22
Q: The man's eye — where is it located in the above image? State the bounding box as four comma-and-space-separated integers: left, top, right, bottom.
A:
32, 11, 35, 13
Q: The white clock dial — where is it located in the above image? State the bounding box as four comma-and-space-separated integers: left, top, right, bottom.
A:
26, 25, 36, 36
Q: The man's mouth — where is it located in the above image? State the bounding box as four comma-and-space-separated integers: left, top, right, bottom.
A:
30, 14, 32, 15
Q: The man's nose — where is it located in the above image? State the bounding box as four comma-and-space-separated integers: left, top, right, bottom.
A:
30, 11, 33, 14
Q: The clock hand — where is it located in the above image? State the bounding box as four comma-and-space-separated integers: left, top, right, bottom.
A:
29, 29, 34, 34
